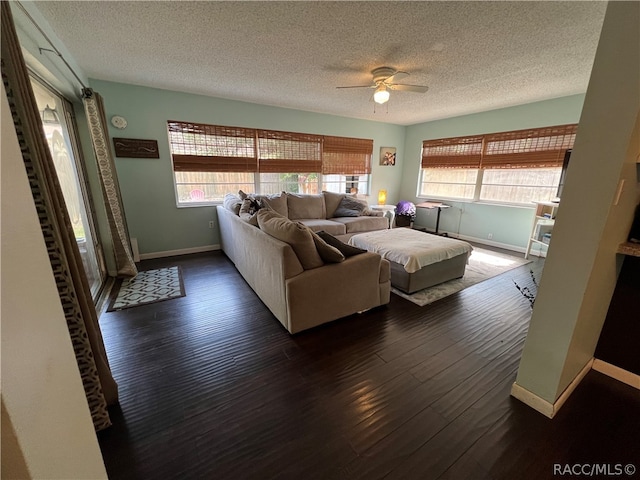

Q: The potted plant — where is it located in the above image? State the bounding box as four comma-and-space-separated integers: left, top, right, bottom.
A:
395, 201, 416, 228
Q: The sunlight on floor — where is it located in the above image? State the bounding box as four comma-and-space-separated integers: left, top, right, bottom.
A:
471, 250, 518, 267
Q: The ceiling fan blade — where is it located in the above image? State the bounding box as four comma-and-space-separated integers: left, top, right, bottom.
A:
384, 71, 409, 84
388, 84, 429, 93
336, 84, 376, 89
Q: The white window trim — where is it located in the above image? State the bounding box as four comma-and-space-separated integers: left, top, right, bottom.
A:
417, 167, 561, 208
174, 172, 371, 207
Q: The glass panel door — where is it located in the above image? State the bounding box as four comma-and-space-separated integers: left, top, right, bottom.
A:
30, 77, 106, 299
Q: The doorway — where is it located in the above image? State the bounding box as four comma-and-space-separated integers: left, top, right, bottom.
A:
30, 76, 107, 300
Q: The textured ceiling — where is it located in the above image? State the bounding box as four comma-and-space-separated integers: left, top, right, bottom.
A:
31, 1, 607, 125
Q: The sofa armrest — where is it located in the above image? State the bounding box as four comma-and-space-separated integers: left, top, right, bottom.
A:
285, 252, 388, 333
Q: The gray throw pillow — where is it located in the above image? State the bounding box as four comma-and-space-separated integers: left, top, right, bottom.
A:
333, 196, 369, 217
316, 231, 366, 257
310, 231, 345, 263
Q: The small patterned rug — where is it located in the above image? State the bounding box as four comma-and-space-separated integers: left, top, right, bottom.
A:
107, 266, 186, 312
392, 248, 531, 307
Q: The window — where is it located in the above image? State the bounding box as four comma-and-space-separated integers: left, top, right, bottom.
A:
169, 122, 257, 203
420, 124, 576, 205
479, 168, 561, 203
420, 168, 479, 200
260, 172, 318, 194
167, 121, 372, 204
322, 135, 372, 195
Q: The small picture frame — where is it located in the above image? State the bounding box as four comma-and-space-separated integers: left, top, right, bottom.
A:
380, 147, 396, 166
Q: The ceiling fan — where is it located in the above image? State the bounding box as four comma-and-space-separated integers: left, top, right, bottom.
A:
336, 66, 429, 104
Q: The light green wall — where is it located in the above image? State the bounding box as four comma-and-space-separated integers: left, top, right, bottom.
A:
87, 80, 405, 256
401, 95, 586, 249
85, 78, 587, 256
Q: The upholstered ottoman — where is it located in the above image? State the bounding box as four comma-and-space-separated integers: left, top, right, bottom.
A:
349, 228, 473, 294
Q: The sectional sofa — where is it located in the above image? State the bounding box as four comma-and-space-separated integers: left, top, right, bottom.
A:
216, 191, 391, 333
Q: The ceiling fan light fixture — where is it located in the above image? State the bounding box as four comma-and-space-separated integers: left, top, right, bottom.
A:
373, 85, 390, 104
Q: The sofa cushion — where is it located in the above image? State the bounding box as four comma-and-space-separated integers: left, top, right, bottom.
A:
333, 195, 369, 217
287, 193, 326, 220
332, 215, 390, 233
296, 219, 347, 235
258, 192, 288, 217
310, 231, 345, 263
223, 193, 243, 215
257, 209, 324, 270
322, 191, 346, 218
317, 231, 366, 257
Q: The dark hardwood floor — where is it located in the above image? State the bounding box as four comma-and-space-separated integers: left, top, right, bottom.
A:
97, 248, 639, 480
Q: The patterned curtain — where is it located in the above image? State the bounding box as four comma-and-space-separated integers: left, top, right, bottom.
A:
1, 2, 117, 431
82, 89, 138, 278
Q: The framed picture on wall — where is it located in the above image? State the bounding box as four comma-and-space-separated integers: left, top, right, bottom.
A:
380, 147, 396, 166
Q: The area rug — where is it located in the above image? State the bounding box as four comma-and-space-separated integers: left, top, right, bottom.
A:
107, 266, 185, 312
392, 248, 531, 307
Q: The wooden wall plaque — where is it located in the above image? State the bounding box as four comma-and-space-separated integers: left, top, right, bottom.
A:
113, 138, 160, 158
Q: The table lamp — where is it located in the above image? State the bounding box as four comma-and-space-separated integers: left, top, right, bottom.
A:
378, 190, 387, 205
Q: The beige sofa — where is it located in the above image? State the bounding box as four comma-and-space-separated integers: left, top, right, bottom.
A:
216, 192, 391, 334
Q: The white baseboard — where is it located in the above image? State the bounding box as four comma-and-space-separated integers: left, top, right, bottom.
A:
510, 358, 594, 418
139, 244, 220, 260
422, 229, 528, 255
454, 233, 525, 254
130, 237, 141, 262
592, 359, 640, 389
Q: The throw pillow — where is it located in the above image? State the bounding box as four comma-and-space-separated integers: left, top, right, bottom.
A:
316, 231, 366, 257
223, 192, 242, 215
239, 197, 264, 226
310, 230, 344, 263
257, 210, 324, 270
333, 195, 369, 217
240, 197, 263, 215
239, 191, 288, 217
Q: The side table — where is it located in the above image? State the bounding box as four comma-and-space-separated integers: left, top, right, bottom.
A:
416, 201, 450, 235
369, 204, 396, 228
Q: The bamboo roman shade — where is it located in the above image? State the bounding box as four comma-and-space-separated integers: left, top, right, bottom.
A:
422, 124, 577, 170
167, 121, 373, 175
168, 121, 258, 172
257, 130, 322, 173
482, 124, 577, 169
322, 135, 373, 175
421, 135, 484, 169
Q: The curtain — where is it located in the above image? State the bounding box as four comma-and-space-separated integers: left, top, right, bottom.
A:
82, 89, 138, 277
1, 2, 117, 431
